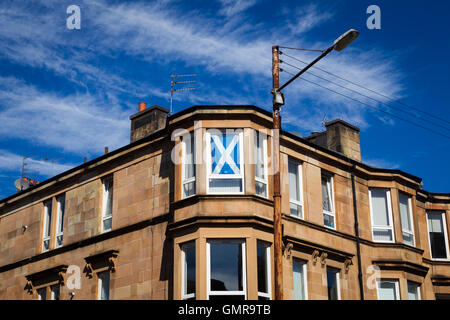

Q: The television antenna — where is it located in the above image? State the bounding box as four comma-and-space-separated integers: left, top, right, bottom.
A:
170, 74, 198, 115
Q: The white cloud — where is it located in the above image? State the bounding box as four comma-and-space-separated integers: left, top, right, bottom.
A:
287, 4, 333, 35
218, 0, 257, 17
0, 149, 75, 178
363, 158, 400, 169
0, 76, 130, 155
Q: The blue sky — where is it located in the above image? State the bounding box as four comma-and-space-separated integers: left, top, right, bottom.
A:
0, 0, 449, 198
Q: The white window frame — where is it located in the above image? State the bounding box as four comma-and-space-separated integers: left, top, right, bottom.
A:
101, 176, 113, 232
407, 281, 421, 300
288, 158, 304, 219
399, 192, 415, 247
42, 200, 52, 252
50, 284, 60, 300
376, 279, 400, 300
206, 239, 247, 300
426, 211, 450, 261
292, 258, 308, 300
37, 287, 46, 300
257, 241, 271, 300
206, 129, 245, 195
182, 134, 196, 199
254, 130, 268, 198
369, 188, 395, 243
326, 267, 341, 300
97, 271, 110, 300
181, 241, 196, 300
55, 194, 65, 248
321, 173, 335, 229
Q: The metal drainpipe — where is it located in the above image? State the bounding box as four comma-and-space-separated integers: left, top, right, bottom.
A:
351, 163, 365, 300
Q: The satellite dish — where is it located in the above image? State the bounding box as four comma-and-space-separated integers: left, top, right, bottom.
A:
14, 178, 30, 192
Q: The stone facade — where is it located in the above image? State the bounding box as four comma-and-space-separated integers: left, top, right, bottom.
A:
0, 105, 449, 300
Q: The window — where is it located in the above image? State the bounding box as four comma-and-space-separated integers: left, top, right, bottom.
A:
399, 192, 414, 246
254, 130, 268, 198
376, 279, 400, 300
407, 281, 421, 300
206, 129, 244, 194
321, 174, 335, 228
102, 176, 113, 232
369, 188, 394, 242
37, 287, 47, 300
55, 194, 65, 248
207, 239, 246, 300
293, 259, 307, 300
182, 134, 196, 198
326, 267, 340, 300
257, 241, 271, 300
50, 285, 60, 300
98, 271, 110, 300
42, 200, 52, 252
427, 211, 450, 260
181, 241, 196, 300
288, 159, 304, 219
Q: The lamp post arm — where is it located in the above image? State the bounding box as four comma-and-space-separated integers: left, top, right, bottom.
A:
278, 44, 334, 92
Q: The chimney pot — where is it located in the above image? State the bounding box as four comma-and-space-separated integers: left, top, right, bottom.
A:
138, 102, 147, 112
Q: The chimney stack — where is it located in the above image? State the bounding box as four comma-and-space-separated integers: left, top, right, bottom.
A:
305, 119, 361, 161
129, 102, 169, 143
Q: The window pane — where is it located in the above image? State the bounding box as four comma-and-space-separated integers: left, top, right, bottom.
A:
289, 161, 299, 202
407, 282, 420, 300
378, 280, 398, 300
210, 241, 243, 292
254, 131, 265, 180
184, 135, 195, 180
370, 189, 390, 226
44, 201, 52, 237
293, 259, 306, 300
209, 178, 242, 193
103, 178, 113, 217
403, 232, 414, 246
57, 195, 65, 233
211, 132, 241, 175
98, 272, 110, 300
103, 217, 112, 231
51, 285, 60, 300
255, 181, 267, 197
321, 176, 332, 212
43, 239, 50, 251
399, 193, 411, 231
37, 288, 46, 300
56, 235, 63, 247
290, 203, 303, 218
257, 242, 269, 295
428, 213, 448, 259
183, 181, 196, 197
324, 213, 335, 229
183, 243, 196, 296
373, 229, 393, 242
327, 267, 339, 300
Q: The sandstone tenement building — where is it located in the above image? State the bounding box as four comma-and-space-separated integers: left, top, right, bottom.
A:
0, 104, 449, 300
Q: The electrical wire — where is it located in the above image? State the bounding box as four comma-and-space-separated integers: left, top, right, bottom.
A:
280, 51, 450, 126
279, 67, 450, 140
279, 59, 450, 132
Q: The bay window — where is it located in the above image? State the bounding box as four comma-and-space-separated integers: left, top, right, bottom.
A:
207, 239, 246, 300
257, 241, 271, 300
182, 133, 196, 198
399, 192, 415, 246
254, 130, 268, 198
206, 129, 244, 194
181, 241, 196, 300
369, 188, 394, 242
289, 159, 304, 219
321, 173, 335, 228
427, 211, 450, 260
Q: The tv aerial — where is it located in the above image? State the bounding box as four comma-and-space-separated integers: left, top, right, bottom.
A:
170, 74, 198, 115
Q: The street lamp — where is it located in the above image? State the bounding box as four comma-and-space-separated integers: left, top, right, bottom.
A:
271, 29, 359, 300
